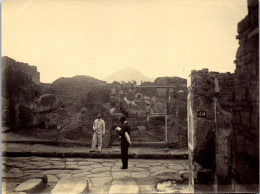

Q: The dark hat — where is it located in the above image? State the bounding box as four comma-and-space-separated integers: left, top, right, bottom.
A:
120, 115, 126, 122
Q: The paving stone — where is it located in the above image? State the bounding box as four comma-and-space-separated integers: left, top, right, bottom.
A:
47, 175, 59, 183
30, 157, 49, 161
155, 172, 184, 184
66, 162, 78, 166
15, 163, 30, 168
41, 170, 70, 175
38, 165, 55, 169
78, 162, 94, 166
131, 167, 146, 172
89, 185, 111, 193
56, 173, 71, 180
167, 165, 186, 171
27, 161, 51, 166
100, 159, 118, 163
157, 181, 176, 193
150, 162, 163, 166
90, 164, 102, 168
51, 164, 66, 169
66, 159, 78, 162
78, 166, 93, 171
150, 166, 168, 172
112, 171, 131, 179
3, 172, 24, 178
109, 180, 139, 194
23, 170, 41, 174
22, 165, 39, 170
152, 170, 177, 177
90, 177, 113, 186
71, 172, 91, 178
135, 164, 152, 168
47, 158, 65, 161
91, 167, 111, 173
114, 162, 123, 166
51, 161, 66, 166
8, 168, 23, 174
139, 185, 158, 193
51, 178, 88, 194
111, 166, 125, 172
88, 172, 111, 178
131, 172, 150, 178
102, 163, 114, 167
69, 170, 87, 174
14, 179, 45, 193
66, 164, 80, 169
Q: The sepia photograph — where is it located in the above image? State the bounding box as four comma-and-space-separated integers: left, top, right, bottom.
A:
1, 0, 259, 193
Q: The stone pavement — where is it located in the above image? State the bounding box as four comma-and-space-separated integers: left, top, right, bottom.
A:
2, 157, 193, 193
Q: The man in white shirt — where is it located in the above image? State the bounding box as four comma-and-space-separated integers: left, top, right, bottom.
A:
90, 113, 105, 152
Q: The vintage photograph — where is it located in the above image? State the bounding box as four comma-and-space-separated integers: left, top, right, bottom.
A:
1, 0, 259, 193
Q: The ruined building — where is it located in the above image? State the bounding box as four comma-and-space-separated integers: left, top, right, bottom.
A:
2, 57, 188, 149
109, 77, 188, 148
188, 0, 259, 192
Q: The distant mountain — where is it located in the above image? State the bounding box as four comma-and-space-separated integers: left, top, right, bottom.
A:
104, 67, 153, 84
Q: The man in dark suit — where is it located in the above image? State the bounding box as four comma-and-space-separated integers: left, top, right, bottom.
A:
115, 115, 132, 169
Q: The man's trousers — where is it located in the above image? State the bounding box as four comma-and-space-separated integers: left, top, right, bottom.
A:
91, 132, 102, 151
121, 144, 129, 168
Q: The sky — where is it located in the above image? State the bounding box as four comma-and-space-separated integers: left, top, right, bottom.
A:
2, 0, 248, 83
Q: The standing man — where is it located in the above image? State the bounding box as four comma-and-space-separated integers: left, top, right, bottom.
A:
115, 115, 132, 169
90, 113, 105, 153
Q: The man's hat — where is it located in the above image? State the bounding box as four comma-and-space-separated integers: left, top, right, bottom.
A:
120, 115, 126, 122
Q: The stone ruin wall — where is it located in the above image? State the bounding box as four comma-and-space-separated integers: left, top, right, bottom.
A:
231, 0, 259, 191
1, 56, 42, 130
2, 56, 189, 149
188, 0, 259, 192
188, 69, 235, 191
41, 76, 112, 147
110, 77, 188, 148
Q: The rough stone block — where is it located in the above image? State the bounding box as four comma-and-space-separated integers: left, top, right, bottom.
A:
109, 180, 139, 194
14, 178, 46, 193
241, 112, 250, 127
244, 164, 259, 185
245, 139, 259, 160
249, 6, 259, 25
238, 16, 250, 33
250, 113, 259, 129
51, 178, 88, 194
234, 88, 247, 101
248, 0, 258, 7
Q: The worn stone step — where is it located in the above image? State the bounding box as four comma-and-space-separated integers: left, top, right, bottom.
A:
13, 178, 46, 193
109, 179, 139, 194
51, 178, 89, 194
